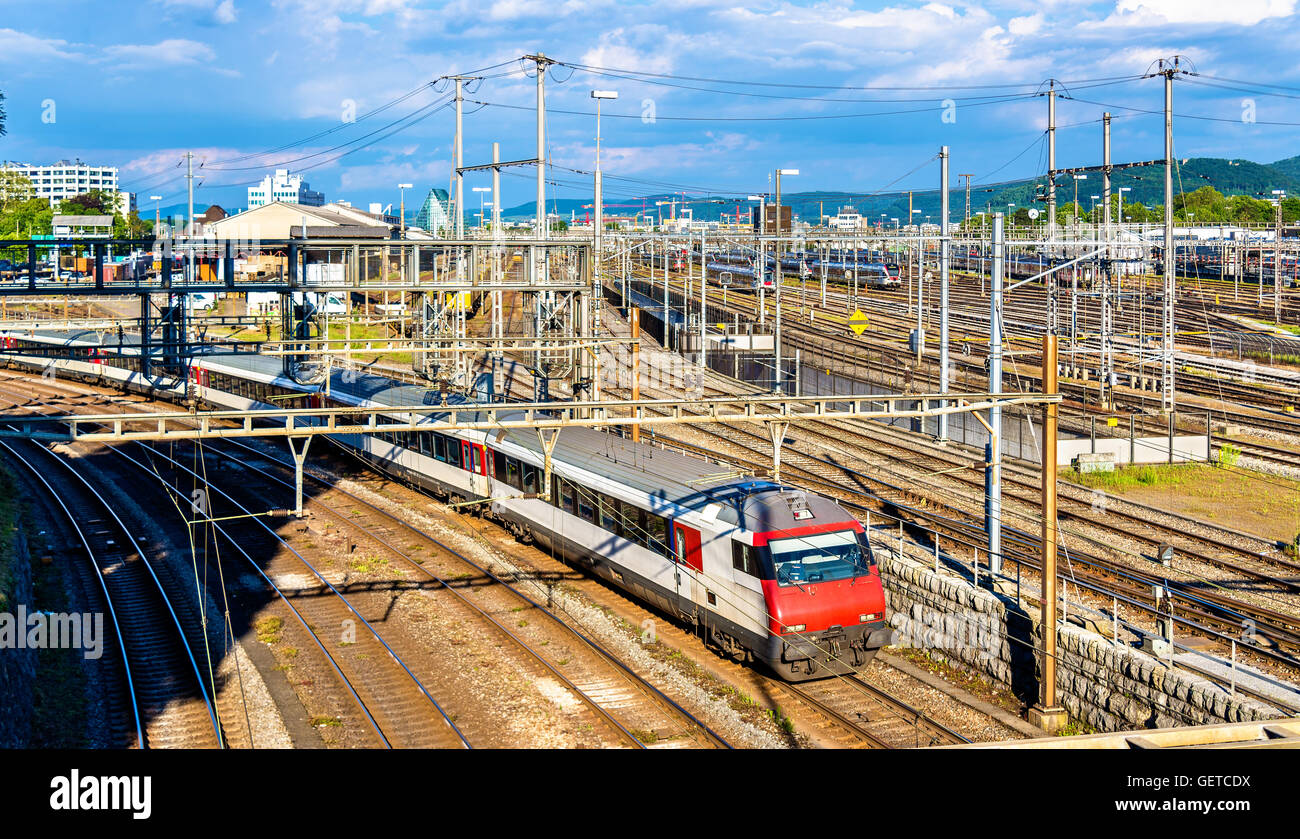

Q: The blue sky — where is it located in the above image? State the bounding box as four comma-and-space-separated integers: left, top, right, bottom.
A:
2, 0, 1298, 215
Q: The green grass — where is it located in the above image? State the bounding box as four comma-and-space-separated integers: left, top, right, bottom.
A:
255, 616, 284, 644
1062, 463, 1203, 492
1256, 320, 1300, 336
1055, 719, 1098, 737
1244, 350, 1300, 366
628, 728, 659, 744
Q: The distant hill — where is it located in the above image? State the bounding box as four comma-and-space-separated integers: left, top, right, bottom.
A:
500, 154, 1300, 224
1270, 155, 1300, 181
144, 203, 244, 219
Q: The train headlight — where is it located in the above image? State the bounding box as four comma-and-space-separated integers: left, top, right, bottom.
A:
860, 613, 880, 623
784, 624, 806, 634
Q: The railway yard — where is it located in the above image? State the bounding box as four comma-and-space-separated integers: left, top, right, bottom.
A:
1, 228, 1298, 755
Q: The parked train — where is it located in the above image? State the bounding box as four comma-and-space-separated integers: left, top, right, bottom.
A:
1157, 245, 1300, 286
0, 329, 890, 681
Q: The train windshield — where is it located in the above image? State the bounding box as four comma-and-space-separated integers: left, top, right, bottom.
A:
769, 530, 871, 587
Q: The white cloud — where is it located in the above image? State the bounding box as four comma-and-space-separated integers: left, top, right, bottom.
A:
0, 28, 81, 62
1108, 0, 1295, 25
155, 0, 240, 24
104, 39, 216, 67
1008, 13, 1043, 35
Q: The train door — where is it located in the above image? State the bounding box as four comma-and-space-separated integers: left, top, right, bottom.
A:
672, 521, 704, 613
462, 441, 487, 497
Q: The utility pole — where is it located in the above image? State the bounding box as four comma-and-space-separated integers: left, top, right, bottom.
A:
491, 142, 501, 236
1274, 191, 1285, 325
1101, 112, 1114, 408
185, 151, 195, 283
524, 53, 553, 239
591, 89, 617, 407
939, 146, 951, 441
492, 141, 502, 394
1047, 81, 1057, 241
1046, 81, 1058, 337
1158, 58, 1179, 414
774, 168, 798, 394
452, 77, 468, 239
1029, 334, 1067, 734
959, 173, 974, 229
987, 212, 1004, 576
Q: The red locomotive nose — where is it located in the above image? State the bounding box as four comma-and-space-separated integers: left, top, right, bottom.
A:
763, 568, 885, 637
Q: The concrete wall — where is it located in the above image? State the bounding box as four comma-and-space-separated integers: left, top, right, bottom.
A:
873, 535, 1280, 732
1058, 435, 1210, 466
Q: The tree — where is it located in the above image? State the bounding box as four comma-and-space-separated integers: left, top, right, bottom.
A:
113, 211, 153, 239
0, 169, 34, 207
59, 189, 116, 215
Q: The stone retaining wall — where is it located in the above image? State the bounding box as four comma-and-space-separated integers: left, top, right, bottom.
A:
0, 532, 35, 747
873, 537, 1280, 731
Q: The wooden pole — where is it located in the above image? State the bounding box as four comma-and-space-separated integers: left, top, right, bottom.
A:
1030, 333, 1067, 733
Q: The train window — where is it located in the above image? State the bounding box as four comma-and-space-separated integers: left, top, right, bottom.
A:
646, 513, 669, 557
418, 431, 433, 457
521, 464, 539, 495
447, 439, 462, 469
505, 457, 522, 490
732, 542, 759, 577
621, 501, 647, 548
576, 486, 596, 524
494, 450, 508, 483
599, 494, 621, 535
557, 477, 577, 515
434, 434, 447, 462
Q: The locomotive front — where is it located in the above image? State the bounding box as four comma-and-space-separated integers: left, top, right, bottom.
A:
738, 490, 890, 681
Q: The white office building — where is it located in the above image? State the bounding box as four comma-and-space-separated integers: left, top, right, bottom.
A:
1, 159, 120, 204
247, 169, 324, 209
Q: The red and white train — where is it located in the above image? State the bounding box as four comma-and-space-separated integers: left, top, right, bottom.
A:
0, 329, 890, 680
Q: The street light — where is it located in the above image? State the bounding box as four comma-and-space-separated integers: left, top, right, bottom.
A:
150, 195, 163, 236
397, 183, 413, 236
1118, 187, 1132, 232
591, 89, 618, 260
774, 168, 798, 235
473, 186, 490, 232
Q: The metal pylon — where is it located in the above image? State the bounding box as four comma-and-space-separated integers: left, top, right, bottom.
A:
281, 292, 327, 385
414, 289, 468, 391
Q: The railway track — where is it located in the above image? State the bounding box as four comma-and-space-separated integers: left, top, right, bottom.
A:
0, 384, 470, 749
196, 435, 733, 749
598, 375, 1300, 685
620, 263, 1300, 425
781, 674, 969, 748
0, 377, 732, 749
0, 437, 225, 749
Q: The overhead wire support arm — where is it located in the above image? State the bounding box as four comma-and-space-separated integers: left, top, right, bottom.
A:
456, 158, 542, 174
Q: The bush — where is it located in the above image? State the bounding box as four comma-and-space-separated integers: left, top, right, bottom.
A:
1217, 443, 1241, 468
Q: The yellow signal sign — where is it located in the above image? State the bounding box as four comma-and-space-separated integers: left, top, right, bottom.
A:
848, 309, 870, 336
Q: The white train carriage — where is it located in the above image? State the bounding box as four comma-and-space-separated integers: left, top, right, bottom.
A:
0, 330, 890, 680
